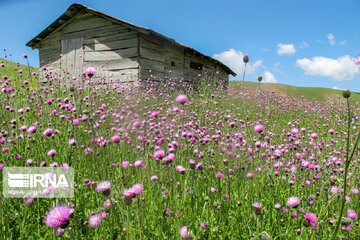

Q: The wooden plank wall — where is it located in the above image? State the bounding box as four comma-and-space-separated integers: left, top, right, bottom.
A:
37, 11, 229, 87
138, 35, 165, 82
183, 51, 229, 88
38, 12, 140, 84
38, 31, 62, 81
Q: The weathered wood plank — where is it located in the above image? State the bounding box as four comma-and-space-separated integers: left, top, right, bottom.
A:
139, 58, 164, 72
84, 32, 138, 44
140, 38, 163, 51
61, 39, 69, 71
84, 47, 138, 61
62, 17, 113, 34
88, 38, 138, 51
139, 47, 164, 62
139, 69, 165, 81
39, 45, 61, 55
105, 69, 139, 81
74, 37, 84, 78
67, 38, 76, 76
40, 52, 61, 65
85, 58, 139, 71
63, 25, 130, 40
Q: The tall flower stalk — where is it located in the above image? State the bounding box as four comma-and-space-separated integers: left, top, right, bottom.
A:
256, 75, 262, 93
331, 89, 360, 239
242, 53, 249, 89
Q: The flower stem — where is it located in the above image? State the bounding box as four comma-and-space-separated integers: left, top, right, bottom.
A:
331, 98, 351, 240
242, 63, 247, 89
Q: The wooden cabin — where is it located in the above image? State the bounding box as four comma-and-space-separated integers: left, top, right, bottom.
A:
26, 4, 236, 87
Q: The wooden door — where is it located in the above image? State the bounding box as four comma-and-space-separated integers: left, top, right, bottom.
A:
61, 37, 84, 80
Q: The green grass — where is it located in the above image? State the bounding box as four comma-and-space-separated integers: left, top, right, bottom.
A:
230, 81, 360, 101
0, 57, 39, 88
0, 68, 359, 239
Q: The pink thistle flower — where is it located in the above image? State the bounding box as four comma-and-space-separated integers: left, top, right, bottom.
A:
179, 226, 193, 239
68, 138, 76, 146
254, 124, 264, 134
346, 209, 357, 220
132, 183, 143, 195
154, 150, 165, 159
89, 213, 102, 227
286, 196, 301, 208
310, 133, 318, 139
200, 222, 208, 230
195, 162, 203, 170
95, 181, 112, 196
291, 128, 299, 135
176, 165, 186, 174
56, 228, 64, 236
24, 197, 35, 204
247, 172, 254, 179
27, 126, 36, 134
176, 94, 188, 104
150, 175, 159, 182
215, 171, 223, 179
303, 213, 317, 227
252, 202, 263, 215
103, 199, 111, 208
121, 161, 129, 169
274, 203, 282, 210
122, 188, 136, 198
44, 205, 73, 228
111, 135, 120, 143
47, 149, 56, 157
43, 128, 53, 137
85, 66, 97, 78
134, 159, 143, 167
351, 188, 359, 195
61, 162, 70, 170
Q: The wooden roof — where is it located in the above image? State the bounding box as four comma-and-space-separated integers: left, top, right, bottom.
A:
26, 3, 236, 76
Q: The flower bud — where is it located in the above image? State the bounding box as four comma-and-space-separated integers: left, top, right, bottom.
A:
343, 89, 351, 98
243, 53, 249, 63
258, 75, 263, 82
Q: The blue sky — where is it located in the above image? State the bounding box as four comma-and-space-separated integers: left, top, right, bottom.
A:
1, 0, 359, 91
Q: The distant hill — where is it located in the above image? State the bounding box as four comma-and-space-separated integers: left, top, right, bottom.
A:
230, 81, 360, 101
0, 58, 39, 88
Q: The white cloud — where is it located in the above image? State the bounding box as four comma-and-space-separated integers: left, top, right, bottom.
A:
277, 44, 296, 55
333, 86, 342, 90
299, 41, 309, 48
263, 48, 270, 52
339, 40, 347, 45
213, 48, 263, 76
327, 33, 336, 46
263, 71, 277, 83
296, 55, 359, 81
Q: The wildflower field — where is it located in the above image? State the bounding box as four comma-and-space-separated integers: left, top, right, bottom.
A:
1, 57, 360, 240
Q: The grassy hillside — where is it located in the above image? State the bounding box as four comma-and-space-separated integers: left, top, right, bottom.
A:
230, 81, 360, 101
0, 58, 39, 88
0, 57, 358, 101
